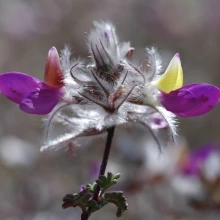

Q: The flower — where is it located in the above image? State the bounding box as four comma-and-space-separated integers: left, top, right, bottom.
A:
0, 47, 64, 114
42, 22, 175, 151
153, 54, 220, 117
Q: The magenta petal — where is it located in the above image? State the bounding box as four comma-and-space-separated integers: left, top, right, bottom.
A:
0, 72, 42, 104
161, 84, 220, 117
19, 85, 61, 114
182, 144, 220, 176
160, 89, 196, 113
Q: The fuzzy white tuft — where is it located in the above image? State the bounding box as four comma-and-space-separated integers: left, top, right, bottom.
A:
155, 106, 178, 142
88, 21, 131, 68
145, 47, 162, 80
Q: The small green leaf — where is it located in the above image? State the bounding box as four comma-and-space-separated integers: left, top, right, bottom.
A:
85, 182, 97, 192
116, 209, 122, 217
86, 200, 97, 208
104, 191, 128, 217
87, 199, 108, 212
62, 173, 126, 217
92, 182, 97, 190
86, 184, 92, 188
86, 184, 94, 193
95, 172, 122, 196
107, 172, 113, 183
96, 179, 104, 188
112, 179, 117, 185
98, 199, 108, 209
96, 175, 108, 188
113, 173, 121, 180
62, 190, 92, 213
99, 175, 107, 184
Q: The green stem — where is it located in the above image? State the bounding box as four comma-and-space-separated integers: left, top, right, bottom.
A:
81, 126, 116, 220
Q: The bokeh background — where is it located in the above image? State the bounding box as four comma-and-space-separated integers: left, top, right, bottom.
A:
0, 0, 220, 219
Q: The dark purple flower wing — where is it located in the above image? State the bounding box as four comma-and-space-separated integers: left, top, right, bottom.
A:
160, 89, 196, 113
0, 72, 42, 104
161, 84, 220, 117
19, 83, 62, 114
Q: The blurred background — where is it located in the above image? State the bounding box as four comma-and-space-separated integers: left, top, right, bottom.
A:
0, 0, 220, 219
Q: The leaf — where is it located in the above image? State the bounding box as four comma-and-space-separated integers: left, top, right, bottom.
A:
62, 173, 124, 216
107, 172, 113, 184
86, 184, 93, 193
62, 190, 92, 213
87, 199, 108, 212
62, 190, 109, 214
96, 175, 107, 188
113, 173, 121, 180
104, 191, 128, 217
96, 179, 103, 187
111, 179, 117, 185
86, 200, 98, 211
86, 182, 97, 193
96, 173, 121, 196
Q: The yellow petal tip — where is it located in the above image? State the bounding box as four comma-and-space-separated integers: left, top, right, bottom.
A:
153, 53, 183, 93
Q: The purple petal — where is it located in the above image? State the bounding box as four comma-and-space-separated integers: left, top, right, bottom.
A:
161, 83, 220, 117
160, 89, 196, 113
0, 72, 42, 104
19, 84, 62, 114
191, 144, 219, 159
147, 112, 168, 129
80, 185, 86, 192
182, 144, 220, 176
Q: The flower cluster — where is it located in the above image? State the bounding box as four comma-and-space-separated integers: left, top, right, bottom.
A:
1, 21, 220, 151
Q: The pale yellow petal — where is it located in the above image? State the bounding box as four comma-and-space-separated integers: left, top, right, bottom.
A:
153, 53, 183, 93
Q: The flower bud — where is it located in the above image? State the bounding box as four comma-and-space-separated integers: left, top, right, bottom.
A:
44, 47, 64, 87
126, 47, 135, 58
